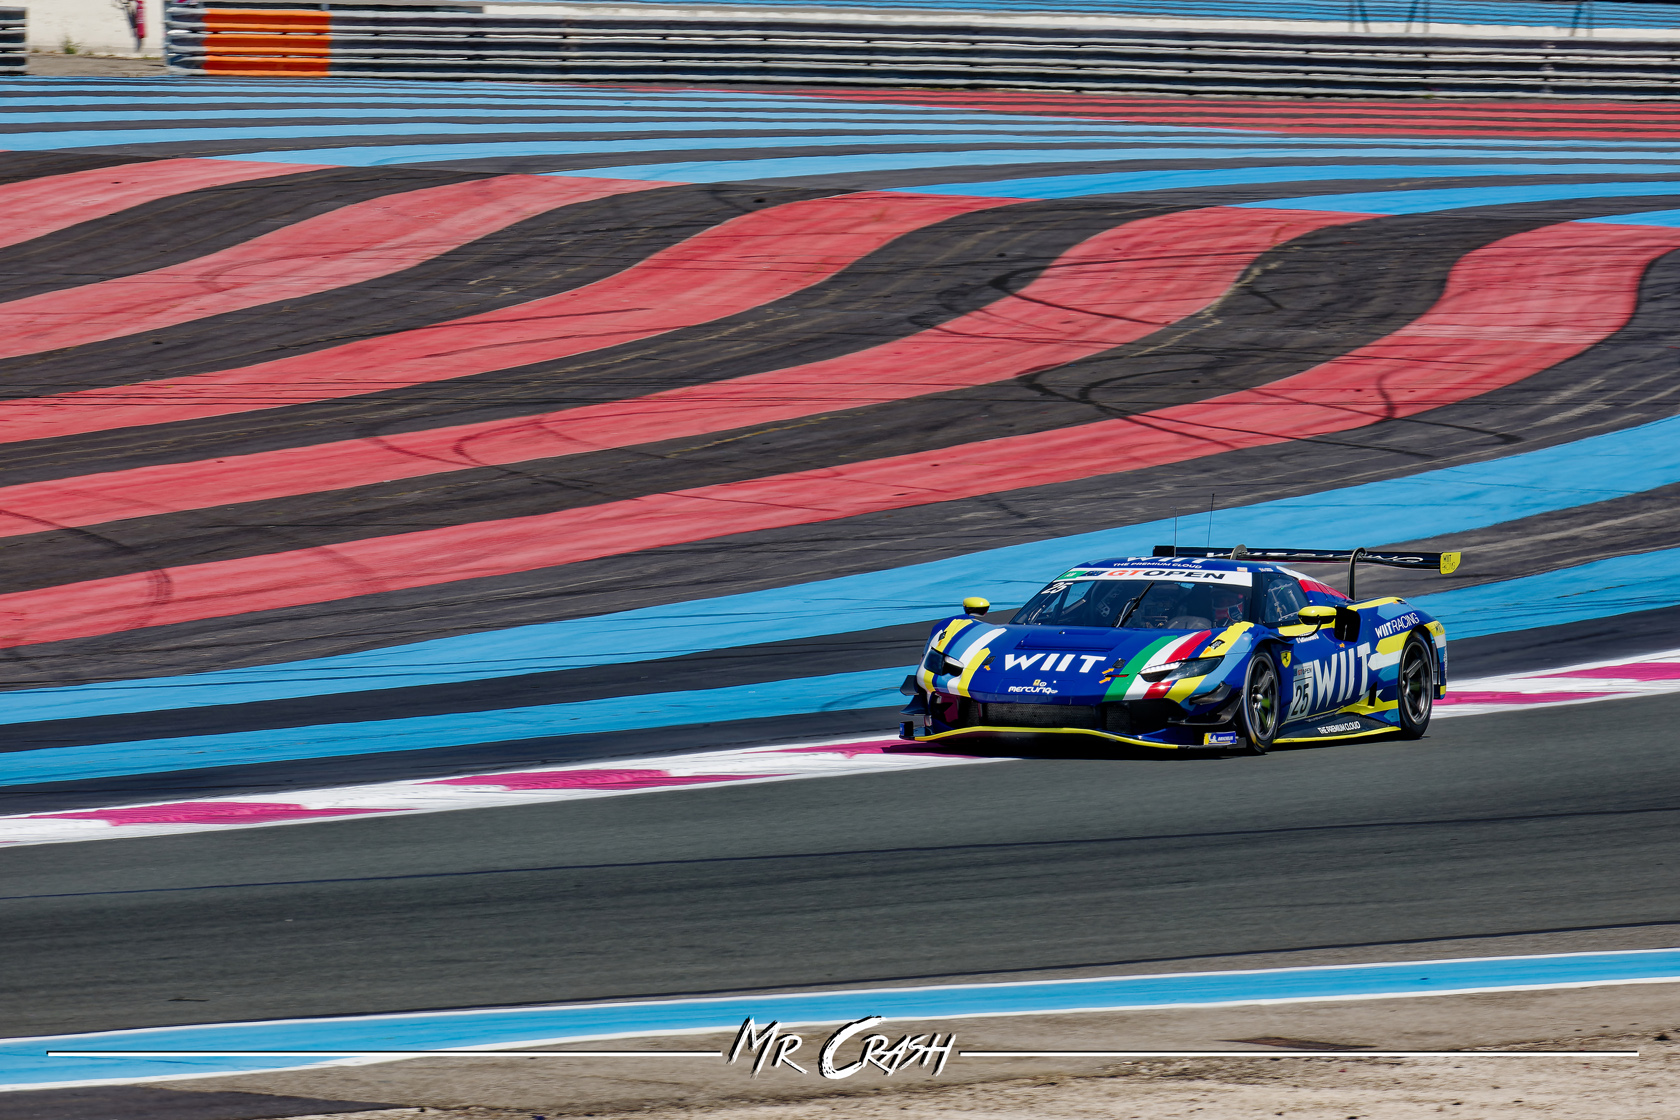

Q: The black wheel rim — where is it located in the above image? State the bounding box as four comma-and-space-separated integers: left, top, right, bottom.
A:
1249, 660, 1279, 740
1401, 644, 1433, 724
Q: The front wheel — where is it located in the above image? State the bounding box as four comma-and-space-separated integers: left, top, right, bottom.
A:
1239, 654, 1281, 755
1397, 634, 1435, 739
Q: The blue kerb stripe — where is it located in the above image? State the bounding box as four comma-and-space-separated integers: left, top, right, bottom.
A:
1582, 208, 1680, 228
4, 948, 1676, 1089
1241, 180, 1680, 214
901, 164, 1680, 200
4, 415, 1680, 730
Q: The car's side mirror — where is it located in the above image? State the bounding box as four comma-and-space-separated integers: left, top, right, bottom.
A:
963, 596, 991, 617
1297, 605, 1337, 629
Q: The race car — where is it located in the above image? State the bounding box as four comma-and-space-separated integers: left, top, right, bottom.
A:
899, 545, 1458, 754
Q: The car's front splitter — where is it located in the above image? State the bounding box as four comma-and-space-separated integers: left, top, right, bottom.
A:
912, 724, 1226, 751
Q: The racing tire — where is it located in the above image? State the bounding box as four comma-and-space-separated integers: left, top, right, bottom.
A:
1239, 654, 1281, 755
1397, 634, 1435, 740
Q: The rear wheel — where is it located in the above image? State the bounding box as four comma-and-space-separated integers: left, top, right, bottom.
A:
1240, 654, 1281, 755
1397, 634, 1435, 739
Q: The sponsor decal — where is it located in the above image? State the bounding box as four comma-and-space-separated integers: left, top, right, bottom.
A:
1059, 567, 1254, 586
1316, 721, 1363, 735
1006, 678, 1058, 695
1203, 731, 1241, 746
1375, 612, 1423, 639
1288, 642, 1373, 719
1003, 653, 1108, 673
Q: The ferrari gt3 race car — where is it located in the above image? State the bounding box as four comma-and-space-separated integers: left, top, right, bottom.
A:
900, 546, 1459, 754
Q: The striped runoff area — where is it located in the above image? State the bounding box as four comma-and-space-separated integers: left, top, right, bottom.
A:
3, 78, 1680, 811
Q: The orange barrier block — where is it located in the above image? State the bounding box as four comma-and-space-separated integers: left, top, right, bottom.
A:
203, 8, 330, 76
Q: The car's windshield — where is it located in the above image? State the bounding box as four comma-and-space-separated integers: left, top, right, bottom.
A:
1012, 577, 1255, 630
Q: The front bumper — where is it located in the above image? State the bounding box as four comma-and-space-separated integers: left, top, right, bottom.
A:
904, 692, 1244, 750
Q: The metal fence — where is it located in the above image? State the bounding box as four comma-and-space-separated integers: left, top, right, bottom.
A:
0, 8, 24, 73
163, 0, 1680, 97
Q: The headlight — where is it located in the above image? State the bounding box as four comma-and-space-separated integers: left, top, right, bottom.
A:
1140, 656, 1223, 683
923, 648, 965, 675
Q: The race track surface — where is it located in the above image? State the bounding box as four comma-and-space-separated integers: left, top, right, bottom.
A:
2, 77, 1680, 1068
8, 691, 1680, 1038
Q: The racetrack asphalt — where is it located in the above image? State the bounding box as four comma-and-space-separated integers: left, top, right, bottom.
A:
6, 689, 1679, 1040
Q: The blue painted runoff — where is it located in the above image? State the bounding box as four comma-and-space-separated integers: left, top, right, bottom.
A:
1243, 179, 1680, 214
902, 163, 1680, 199
4, 948, 1676, 1090
1414, 547, 1680, 639
0, 669, 901, 786
7, 545, 1680, 786
235, 140, 1680, 170
3, 415, 1679, 729
1583, 207, 1680, 227
570, 153, 1680, 185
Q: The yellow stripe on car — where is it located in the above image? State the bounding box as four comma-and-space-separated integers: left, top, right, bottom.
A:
953, 627, 1009, 698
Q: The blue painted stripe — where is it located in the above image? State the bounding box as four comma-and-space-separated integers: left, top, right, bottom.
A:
900, 164, 1680, 199
7, 544, 1679, 785
3, 416, 1679, 728
4, 948, 1676, 1089
1415, 548, 1680, 640
0, 670, 900, 786
1581, 208, 1680, 228
575, 152, 1680, 185
265, 142, 1680, 171
1242, 180, 1680, 214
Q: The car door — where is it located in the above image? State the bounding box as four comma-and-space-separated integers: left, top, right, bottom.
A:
1261, 573, 1357, 721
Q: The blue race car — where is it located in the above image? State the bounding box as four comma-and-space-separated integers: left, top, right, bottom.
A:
900, 545, 1459, 754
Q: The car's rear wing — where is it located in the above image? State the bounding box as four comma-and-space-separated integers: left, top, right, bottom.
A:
1152, 545, 1461, 600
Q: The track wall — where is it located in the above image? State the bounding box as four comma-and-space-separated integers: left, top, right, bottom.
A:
163, 0, 1680, 96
